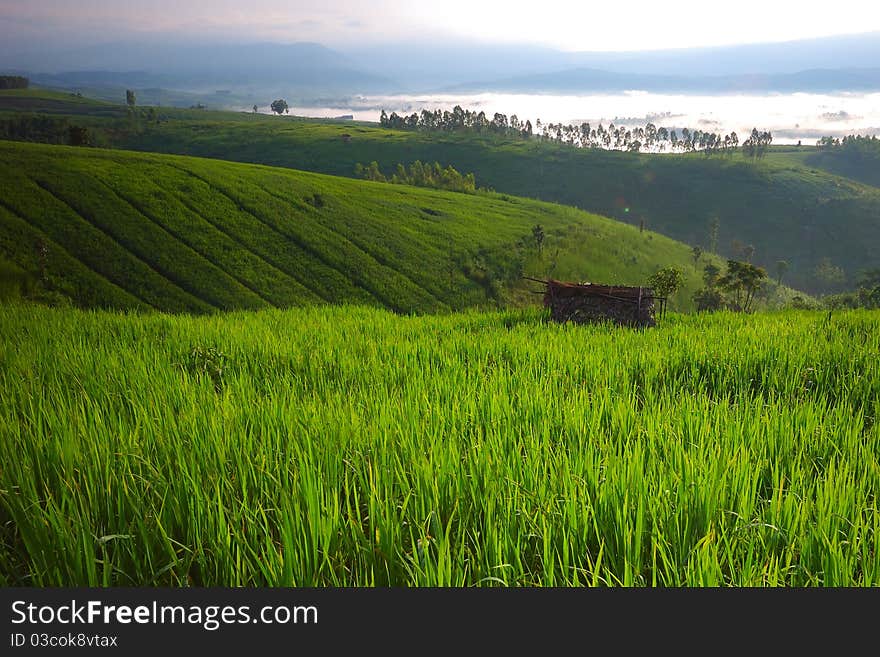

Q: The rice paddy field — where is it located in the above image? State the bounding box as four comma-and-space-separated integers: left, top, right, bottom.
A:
1, 303, 878, 587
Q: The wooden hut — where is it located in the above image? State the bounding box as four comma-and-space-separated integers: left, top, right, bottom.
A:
536, 279, 665, 328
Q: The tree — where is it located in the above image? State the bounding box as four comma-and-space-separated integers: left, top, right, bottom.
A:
775, 260, 789, 286
0, 76, 29, 90
718, 260, 767, 312
693, 286, 725, 311
270, 99, 289, 115
68, 125, 90, 147
742, 127, 772, 159
355, 161, 386, 182
814, 257, 846, 293
531, 224, 545, 255
647, 266, 685, 301
702, 263, 721, 287
707, 217, 720, 253
125, 89, 136, 108
858, 268, 880, 290
252, 104, 258, 113
691, 245, 703, 269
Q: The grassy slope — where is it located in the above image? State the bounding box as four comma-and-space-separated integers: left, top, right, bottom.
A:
0, 140, 727, 313
765, 146, 880, 189
2, 304, 877, 585
0, 88, 128, 118
120, 116, 880, 293
2, 90, 877, 292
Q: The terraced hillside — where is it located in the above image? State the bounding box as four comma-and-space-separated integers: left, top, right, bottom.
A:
0, 141, 724, 313
2, 91, 878, 293
115, 114, 880, 294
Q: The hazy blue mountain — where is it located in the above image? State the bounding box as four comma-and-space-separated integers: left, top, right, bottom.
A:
2, 42, 396, 95
2, 32, 878, 98
448, 67, 880, 94
345, 32, 880, 91
570, 33, 880, 76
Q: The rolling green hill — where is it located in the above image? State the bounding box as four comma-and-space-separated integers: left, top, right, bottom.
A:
55, 104, 880, 292
0, 140, 732, 313
4, 90, 876, 294
0, 88, 122, 113
123, 121, 878, 294
764, 144, 880, 190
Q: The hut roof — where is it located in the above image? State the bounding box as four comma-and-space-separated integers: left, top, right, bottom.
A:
543, 280, 655, 300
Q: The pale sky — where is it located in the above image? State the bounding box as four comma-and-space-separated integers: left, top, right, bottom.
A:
1, 0, 879, 51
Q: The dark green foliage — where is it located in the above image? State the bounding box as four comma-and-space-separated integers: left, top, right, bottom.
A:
859, 268, 880, 289
823, 289, 880, 310
0, 257, 32, 301
460, 245, 525, 301
822, 267, 880, 309
356, 160, 477, 193
381, 105, 534, 141
808, 135, 880, 187
380, 104, 744, 155
707, 217, 720, 254
68, 125, 91, 147
184, 345, 229, 392
0, 114, 71, 144
270, 99, 288, 115
693, 260, 769, 312
813, 257, 847, 294
702, 263, 721, 287
306, 193, 325, 208
787, 295, 819, 310
718, 260, 768, 312
0, 76, 28, 90
647, 266, 685, 299
776, 259, 790, 286
741, 128, 773, 158
692, 286, 725, 311
532, 224, 545, 254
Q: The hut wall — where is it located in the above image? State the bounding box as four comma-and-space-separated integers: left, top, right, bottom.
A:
543, 283, 657, 327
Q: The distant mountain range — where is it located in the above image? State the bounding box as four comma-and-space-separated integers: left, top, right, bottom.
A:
3, 42, 395, 95
346, 32, 880, 89
447, 67, 880, 94
2, 32, 879, 98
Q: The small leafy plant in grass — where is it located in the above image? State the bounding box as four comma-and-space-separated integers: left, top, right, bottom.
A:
183, 344, 229, 391
306, 193, 326, 208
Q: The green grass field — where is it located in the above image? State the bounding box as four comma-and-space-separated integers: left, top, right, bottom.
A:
1, 303, 877, 586
0, 140, 743, 313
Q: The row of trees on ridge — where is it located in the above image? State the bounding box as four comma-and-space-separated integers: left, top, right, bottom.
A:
379, 105, 773, 155
355, 160, 478, 193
